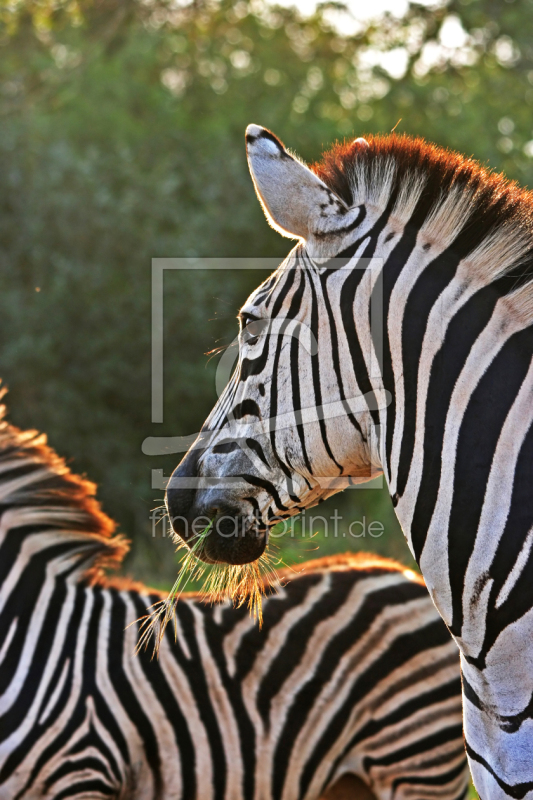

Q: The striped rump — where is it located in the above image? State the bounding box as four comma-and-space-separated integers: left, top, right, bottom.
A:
0, 396, 468, 799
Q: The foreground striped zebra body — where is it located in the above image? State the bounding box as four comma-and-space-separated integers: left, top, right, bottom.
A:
0, 400, 468, 799
166, 127, 533, 798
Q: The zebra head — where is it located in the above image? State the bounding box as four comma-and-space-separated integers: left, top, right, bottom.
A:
167, 125, 386, 565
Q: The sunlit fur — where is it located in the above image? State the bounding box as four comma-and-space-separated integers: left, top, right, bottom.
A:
0, 394, 470, 799
167, 126, 533, 799
138, 527, 280, 656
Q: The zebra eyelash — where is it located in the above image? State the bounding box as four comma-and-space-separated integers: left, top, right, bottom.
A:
238, 311, 260, 329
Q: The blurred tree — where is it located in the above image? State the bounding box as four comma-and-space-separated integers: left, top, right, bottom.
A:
0, 0, 531, 586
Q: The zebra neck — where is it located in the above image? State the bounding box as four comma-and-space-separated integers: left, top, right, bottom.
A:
373, 218, 533, 620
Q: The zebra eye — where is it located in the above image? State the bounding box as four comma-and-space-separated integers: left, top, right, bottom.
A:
239, 313, 265, 346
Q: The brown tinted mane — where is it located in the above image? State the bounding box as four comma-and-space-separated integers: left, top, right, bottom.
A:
276, 552, 425, 587
0, 393, 129, 585
313, 133, 533, 290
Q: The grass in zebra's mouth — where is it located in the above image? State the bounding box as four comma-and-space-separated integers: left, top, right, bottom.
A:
135, 521, 281, 657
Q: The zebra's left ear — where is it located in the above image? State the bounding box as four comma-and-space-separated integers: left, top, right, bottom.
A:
245, 124, 349, 240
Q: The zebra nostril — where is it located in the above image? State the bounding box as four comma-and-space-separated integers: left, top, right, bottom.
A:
212, 441, 240, 455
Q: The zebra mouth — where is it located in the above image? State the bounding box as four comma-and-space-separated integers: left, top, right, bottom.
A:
171, 511, 268, 566
201, 525, 267, 565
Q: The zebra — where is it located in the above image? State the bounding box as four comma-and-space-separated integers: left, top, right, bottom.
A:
0, 395, 468, 799
166, 125, 533, 799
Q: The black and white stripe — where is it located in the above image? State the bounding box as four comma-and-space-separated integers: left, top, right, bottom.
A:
166, 126, 533, 798
0, 399, 468, 799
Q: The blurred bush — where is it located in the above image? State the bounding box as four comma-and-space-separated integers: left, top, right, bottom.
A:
1, 0, 532, 587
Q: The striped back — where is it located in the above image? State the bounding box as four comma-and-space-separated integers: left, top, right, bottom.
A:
0, 399, 468, 799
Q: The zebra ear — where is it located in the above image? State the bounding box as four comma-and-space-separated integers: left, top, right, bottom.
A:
245, 124, 348, 240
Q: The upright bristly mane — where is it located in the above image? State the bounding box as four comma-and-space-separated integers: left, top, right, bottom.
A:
313, 133, 533, 294
0, 389, 128, 583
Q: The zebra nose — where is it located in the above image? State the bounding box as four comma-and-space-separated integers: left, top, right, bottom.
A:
165, 447, 202, 542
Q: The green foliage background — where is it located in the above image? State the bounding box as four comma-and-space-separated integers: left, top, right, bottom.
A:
1, 0, 532, 588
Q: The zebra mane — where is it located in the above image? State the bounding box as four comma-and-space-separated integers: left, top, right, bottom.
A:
0, 388, 129, 584
313, 133, 533, 294
280, 551, 423, 584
